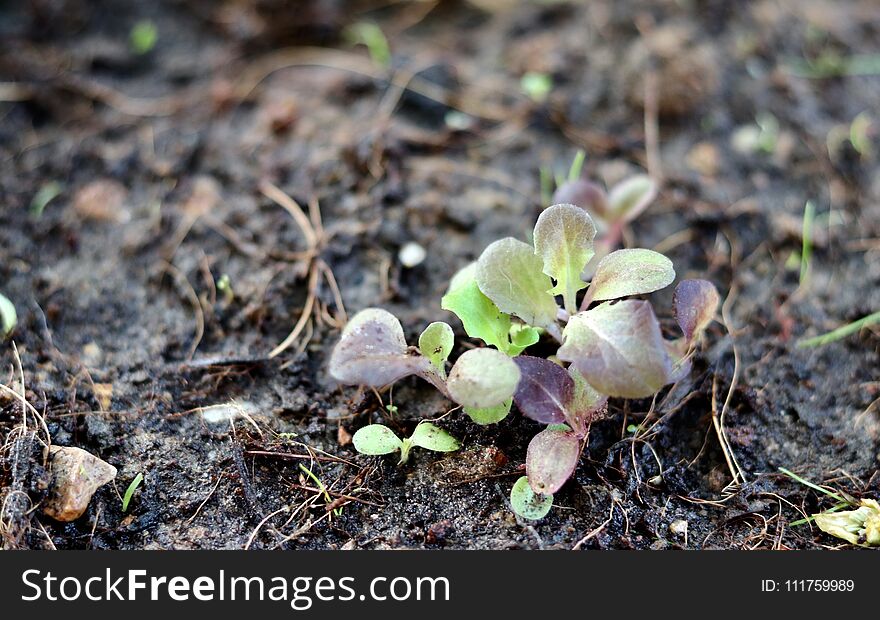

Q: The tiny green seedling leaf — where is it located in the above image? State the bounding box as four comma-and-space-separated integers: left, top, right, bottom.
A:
526, 429, 580, 495
352, 424, 404, 456
510, 475, 553, 520
476, 237, 558, 329
329, 308, 446, 393
587, 248, 675, 302
447, 348, 521, 409
606, 175, 656, 224
0, 293, 16, 339
533, 204, 597, 313
442, 263, 513, 353
558, 300, 671, 398
464, 398, 512, 425
409, 422, 460, 453
418, 322, 454, 377
122, 473, 144, 512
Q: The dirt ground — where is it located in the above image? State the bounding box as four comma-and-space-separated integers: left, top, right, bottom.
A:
1, 0, 879, 550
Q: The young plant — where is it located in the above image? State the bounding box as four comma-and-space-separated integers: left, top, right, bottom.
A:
330, 184, 719, 520
352, 422, 460, 464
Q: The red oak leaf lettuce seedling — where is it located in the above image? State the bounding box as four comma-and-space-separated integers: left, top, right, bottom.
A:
330, 187, 720, 520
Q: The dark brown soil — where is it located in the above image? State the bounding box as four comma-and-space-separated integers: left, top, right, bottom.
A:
1, 0, 879, 550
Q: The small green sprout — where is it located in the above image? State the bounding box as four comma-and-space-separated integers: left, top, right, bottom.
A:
130, 20, 158, 55
0, 292, 16, 339
520, 72, 552, 103
122, 473, 144, 512
299, 463, 342, 517
352, 422, 460, 464
330, 171, 719, 521
216, 273, 234, 303
30, 181, 63, 219
797, 311, 880, 348
346, 22, 391, 69
800, 200, 815, 286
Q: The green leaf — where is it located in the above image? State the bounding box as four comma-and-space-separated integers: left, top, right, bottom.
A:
409, 422, 460, 453
587, 248, 675, 302
122, 473, 144, 513
418, 322, 454, 377
558, 300, 672, 398
508, 324, 541, 356
533, 204, 597, 313
606, 175, 656, 223
447, 348, 521, 409
510, 476, 553, 520
352, 425, 404, 456
464, 398, 512, 425
442, 264, 513, 353
0, 293, 16, 339
476, 237, 558, 329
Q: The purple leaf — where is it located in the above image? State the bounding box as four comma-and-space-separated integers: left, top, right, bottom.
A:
513, 356, 574, 424
558, 300, 672, 398
673, 279, 720, 345
329, 308, 447, 395
551, 180, 608, 217
526, 429, 580, 494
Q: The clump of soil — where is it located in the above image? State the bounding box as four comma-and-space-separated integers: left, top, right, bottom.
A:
1, 0, 878, 550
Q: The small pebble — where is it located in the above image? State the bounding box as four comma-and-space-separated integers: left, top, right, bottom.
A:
43, 446, 117, 522
398, 242, 427, 268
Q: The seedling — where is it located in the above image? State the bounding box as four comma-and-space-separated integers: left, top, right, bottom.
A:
121, 472, 144, 512
330, 184, 719, 519
352, 422, 460, 464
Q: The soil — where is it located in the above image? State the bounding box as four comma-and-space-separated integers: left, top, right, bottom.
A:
1, 0, 879, 550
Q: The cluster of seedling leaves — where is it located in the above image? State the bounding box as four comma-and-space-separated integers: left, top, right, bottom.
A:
352, 422, 460, 465
330, 176, 720, 520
